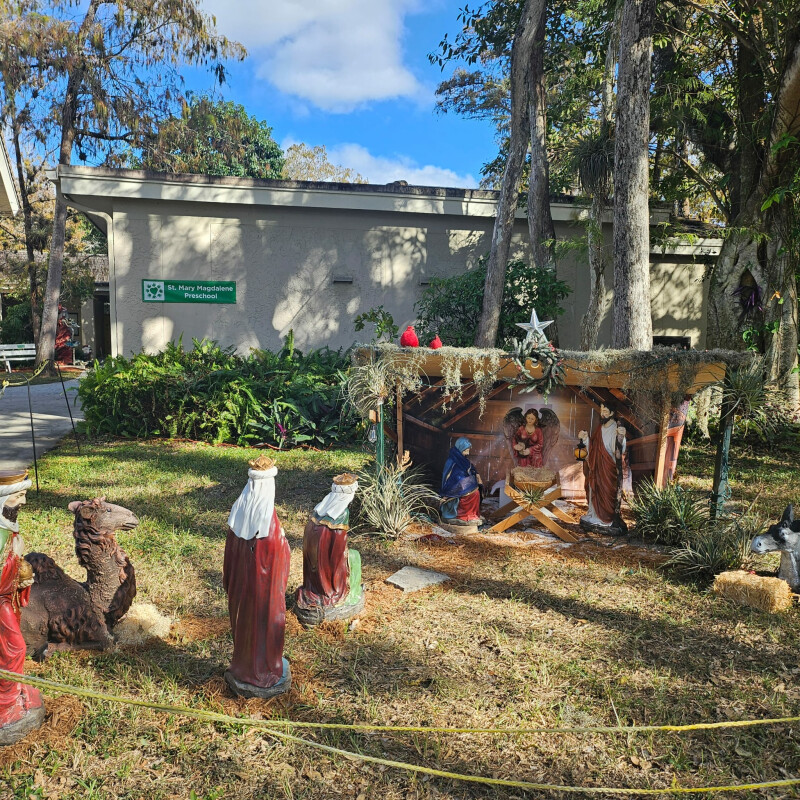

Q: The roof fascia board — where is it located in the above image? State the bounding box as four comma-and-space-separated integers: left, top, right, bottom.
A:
57, 170, 505, 218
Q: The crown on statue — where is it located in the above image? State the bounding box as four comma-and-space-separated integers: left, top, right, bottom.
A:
248, 455, 276, 471
0, 469, 28, 486
333, 473, 358, 485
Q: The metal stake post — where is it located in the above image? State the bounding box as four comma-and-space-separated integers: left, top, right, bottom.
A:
711, 382, 734, 520
56, 362, 81, 455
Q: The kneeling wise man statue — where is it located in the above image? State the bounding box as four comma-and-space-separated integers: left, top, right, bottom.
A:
294, 473, 363, 626
223, 456, 291, 698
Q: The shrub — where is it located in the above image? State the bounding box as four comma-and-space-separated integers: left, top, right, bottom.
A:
414, 257, 572, 347
78, 336, 357, 447
629, 479, 707, 546
0, 300, 33, 344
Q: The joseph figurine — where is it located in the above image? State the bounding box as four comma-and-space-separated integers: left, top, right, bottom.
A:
579, 404, 627, 533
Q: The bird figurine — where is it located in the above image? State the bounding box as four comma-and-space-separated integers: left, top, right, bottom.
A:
429, 335, 442, 349
400, 325, 419, 347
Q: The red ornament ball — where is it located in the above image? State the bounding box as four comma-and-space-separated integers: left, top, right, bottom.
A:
429, 335, 443, 349
400, 326, 419, 347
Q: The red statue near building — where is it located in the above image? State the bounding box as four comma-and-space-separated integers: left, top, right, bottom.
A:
294, 473, 363, 626
223, 456, 291, 698
0, 470, 45, 746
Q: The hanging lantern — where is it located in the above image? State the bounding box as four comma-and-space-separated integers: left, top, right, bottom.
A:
574, 437, 588, 462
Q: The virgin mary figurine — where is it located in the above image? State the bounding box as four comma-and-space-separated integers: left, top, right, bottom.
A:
223, 456, 291, 698
440, 437, 483, 525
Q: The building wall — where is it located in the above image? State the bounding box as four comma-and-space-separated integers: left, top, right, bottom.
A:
107, 197, 713, 357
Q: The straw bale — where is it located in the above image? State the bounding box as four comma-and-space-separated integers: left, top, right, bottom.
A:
713, 570, 793, 613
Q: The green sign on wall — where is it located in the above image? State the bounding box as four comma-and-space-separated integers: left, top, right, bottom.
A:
141, 279, 236, 304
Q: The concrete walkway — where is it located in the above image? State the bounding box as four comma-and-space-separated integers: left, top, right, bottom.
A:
0, 378, 84, 473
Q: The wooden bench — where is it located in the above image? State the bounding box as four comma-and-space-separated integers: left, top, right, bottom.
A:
0, 343, 36, 372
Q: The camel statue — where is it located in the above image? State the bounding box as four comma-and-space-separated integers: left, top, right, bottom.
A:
20, 498, 138, 660
751, 504, 800, 591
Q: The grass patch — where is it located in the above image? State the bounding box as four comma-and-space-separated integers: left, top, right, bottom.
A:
2, 436, 799, 799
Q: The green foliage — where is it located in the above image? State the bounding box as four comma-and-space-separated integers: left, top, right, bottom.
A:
353, 305, 399, 343
630, 479, 707, 546
632, 478, 761, 580
139, 97, 284, 179
78, 337, 356, 447
355, 458, 438, 538
664, 517, 758, 581
414, 258, 571, 347
0, 301, 33, 344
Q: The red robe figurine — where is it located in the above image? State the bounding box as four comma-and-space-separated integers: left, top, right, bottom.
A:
294, 474, 363, 626
223, 456, 291, 698
400, 325, 419, 347
429, 335, 443, 349
1, 471, 45, 747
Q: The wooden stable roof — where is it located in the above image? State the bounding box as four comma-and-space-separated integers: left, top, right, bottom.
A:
380, 348, 729, 395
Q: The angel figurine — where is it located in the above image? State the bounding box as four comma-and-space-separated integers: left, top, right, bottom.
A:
503, 407, 560, 468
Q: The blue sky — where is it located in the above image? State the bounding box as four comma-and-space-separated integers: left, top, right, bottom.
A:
190, 0, 497, 187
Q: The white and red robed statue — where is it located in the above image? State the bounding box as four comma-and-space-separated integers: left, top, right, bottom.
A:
223, 456, 291, 698
0, 469, 45, 746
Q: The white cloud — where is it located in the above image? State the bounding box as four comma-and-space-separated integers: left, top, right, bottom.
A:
200, 0, 427, 112
325, 143, 478, 188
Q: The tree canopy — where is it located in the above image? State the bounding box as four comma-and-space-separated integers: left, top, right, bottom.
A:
282, 143, 367, 183
140, 97, 285, 179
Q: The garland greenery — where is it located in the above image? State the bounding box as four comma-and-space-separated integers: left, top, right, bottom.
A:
346, 343, 755, 423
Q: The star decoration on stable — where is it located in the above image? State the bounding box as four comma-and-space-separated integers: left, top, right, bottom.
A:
516, 309, 553, 344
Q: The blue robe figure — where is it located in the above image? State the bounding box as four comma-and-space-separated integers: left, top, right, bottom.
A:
440, 437, 482, 522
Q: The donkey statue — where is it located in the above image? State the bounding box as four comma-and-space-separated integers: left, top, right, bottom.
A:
751, 504, 800, 591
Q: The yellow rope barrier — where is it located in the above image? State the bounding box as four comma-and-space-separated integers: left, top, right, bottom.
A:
1, 669, 798, 795
2, 669, 799, 736
0, 361, 49, 388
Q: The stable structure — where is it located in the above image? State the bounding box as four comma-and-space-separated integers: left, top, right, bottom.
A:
387, 350, 725, 509
49, 165, 723, 358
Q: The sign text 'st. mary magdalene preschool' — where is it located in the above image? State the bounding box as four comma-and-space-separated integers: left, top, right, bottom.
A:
142, 280, 236, 304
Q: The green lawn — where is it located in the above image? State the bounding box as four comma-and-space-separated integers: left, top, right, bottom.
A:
1, 435, 799, 799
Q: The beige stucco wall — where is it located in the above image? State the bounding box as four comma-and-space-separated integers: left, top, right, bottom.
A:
58, 169, 718, 357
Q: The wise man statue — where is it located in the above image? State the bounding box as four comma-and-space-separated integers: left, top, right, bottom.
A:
579, 403, 628, 534
0, 470, 45, 746
294, 473, 363, 626
223, 456, 291, 698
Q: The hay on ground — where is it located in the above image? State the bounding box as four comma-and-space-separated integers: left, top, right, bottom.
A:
713, 570, 793, 613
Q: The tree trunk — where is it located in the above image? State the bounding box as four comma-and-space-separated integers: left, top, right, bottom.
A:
612, 0, 655, 350
581, 194, 609, 349
37, 0, 101, 367
11, 122, 40, 344
580, 8, 618, 351
525, 1, 558, 345
474, 0, 546, 348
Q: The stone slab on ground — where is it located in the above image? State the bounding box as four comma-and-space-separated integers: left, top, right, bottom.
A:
386, 566, 450, 592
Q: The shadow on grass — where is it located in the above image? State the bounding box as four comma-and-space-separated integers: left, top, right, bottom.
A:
28, 440, 372, 539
